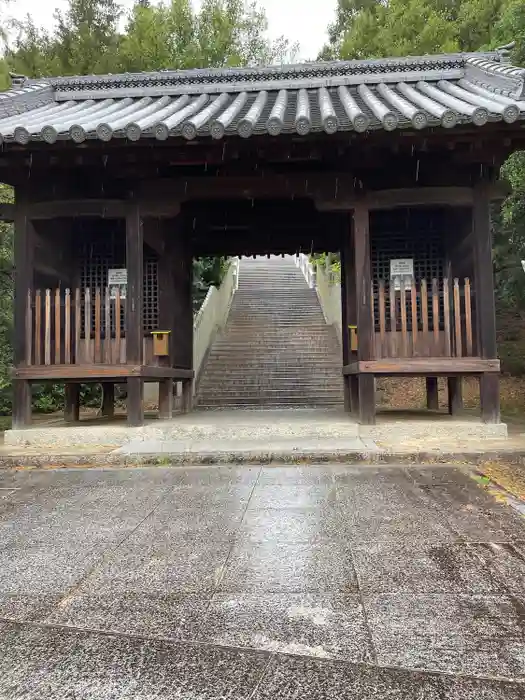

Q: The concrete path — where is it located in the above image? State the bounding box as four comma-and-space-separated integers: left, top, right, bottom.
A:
0, 464, 524, 698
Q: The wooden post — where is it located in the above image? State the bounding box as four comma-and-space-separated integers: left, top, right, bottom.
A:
340, 244, 351, 412
101, 383, 115, 419
480, 374, 500, 423
171, 218, 194, 410
127, 376, 144, 427
12, 203, 35, 428
426, 377, 439, 410
473, 183, 499, 423
353, 200, 375, 424
181, 379, 193, 414
126, 204, 144, 426
159, 378, 174, 419
448, 377, 463, 416
64, 383, 80, 422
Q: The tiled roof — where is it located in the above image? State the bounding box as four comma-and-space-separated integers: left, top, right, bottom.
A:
0, 51, 524, 145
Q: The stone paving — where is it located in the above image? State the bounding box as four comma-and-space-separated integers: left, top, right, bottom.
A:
0, 463, 524, 698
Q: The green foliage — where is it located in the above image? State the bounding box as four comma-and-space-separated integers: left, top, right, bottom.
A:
320, 0, 523, 60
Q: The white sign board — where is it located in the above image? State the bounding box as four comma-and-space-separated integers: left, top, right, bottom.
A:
108, 268, 127, 299
390, 258, 414, 291
108, 268, 128, 286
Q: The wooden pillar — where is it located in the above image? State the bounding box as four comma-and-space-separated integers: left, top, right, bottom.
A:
126, 204, 144, 426
447, 377, 463, 416
473, 183, 499, 423
426, 377, 439, 410
101, 383, 115, 419
354, 201, 375, 424
12, 380, 32, 429
181, 379, 193, 414
159, 379, 174, 419
12, 203, 34, 428
64, 383, 80, 422
340, 245, 351, 412
127, 377, 144, 427
480, 374, 500, 423
172, 218, 194, 408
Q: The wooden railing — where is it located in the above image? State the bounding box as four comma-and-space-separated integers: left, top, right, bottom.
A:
372, 277, 474, 359
25, 287, 132, 366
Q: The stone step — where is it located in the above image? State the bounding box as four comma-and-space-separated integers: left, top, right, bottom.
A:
199, 379, 344, 389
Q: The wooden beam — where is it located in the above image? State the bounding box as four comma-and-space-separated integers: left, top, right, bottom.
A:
343, 358, 500, 375
316, 184, 507, 211
11, 365, 194, 380
7, 199, 182, 220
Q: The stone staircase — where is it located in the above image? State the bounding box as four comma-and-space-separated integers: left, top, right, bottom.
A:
196, 256, 344, 409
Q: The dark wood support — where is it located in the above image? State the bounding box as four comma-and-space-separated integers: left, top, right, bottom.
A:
472, 183, 500, 424
340, 245, 351, 412
480, 373, 500, 423
352, 201, 375, 424
181, 379, 193, 414
12, 199, 34, 428
12, 380, 31, 429
358, 374, 376, 425
101, 383, 115, 419
350, 375, 359, 417
127, 377, 144, 427
473, 184, 497, 360
447, 377, 463, 416
426, 377, 439, 410
159, 378, 174, 420
64, 383, 80, 422
353, 201, 373, 363
126, 204, 144, 425
172, 219, 194, 412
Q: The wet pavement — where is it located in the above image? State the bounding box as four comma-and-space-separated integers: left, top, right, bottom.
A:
0, 464, 524, 698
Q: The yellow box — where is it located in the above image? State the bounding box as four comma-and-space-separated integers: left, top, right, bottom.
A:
151, 331, 171, 357
348, 325, 358, 352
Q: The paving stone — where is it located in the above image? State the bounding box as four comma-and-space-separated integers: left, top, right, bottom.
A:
352, 541, 503, 595
468, 542, 525, 596
247, 483, 338, 510
0, 594, 62, 621
133, 507, 245, 542
0, 621, 269, 699
160, 484, 254, 512
365, 593, 525, 678
405, 466, 474, 487
162, 465, 260, 488
411, 474, 525, 541
47, 592, 211, 639
197, 592, 372, 661
334, 469, 453, 543
257, 466, 337, 486
238, 508, 339, 543
0, 543, 105, 595
82, 537, 233, 594
218, 540, 358, 593
253, 655, 525, 699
